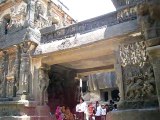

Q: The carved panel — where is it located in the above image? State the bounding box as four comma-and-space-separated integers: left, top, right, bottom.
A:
120, 41, 157, 101
120, 41, 147, 67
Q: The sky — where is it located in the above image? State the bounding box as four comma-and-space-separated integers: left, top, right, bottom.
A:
60, 0, 116, 22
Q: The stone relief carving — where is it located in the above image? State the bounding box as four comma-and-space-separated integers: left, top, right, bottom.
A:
125, 74, 153, 100
9, 3, 27, 30
137, 2, 160, 40
38, 65, 50, 105
19, 42, 32, 94
117, 6, 137, 23
120, 41, 156, 102
41, 5, 137, 43
120, 41, 147, 67
34, 1, 51, 29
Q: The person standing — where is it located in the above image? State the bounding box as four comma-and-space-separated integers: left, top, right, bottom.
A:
76, 97, 87, 120
88, 102, 95, 120
95, 101, 102, 120
101, 104, 106, 120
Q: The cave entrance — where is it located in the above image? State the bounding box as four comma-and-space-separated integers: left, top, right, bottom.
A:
47, 65, 79, 114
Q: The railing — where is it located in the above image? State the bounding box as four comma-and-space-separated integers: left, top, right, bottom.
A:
41, 5, 137, 43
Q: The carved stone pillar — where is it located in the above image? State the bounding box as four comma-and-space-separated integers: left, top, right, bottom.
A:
117, 41, 158, 109
137, 1, 160, 108
1, 51, 9, 98
18, 42, 32, 96
146, 40, 160, 109
38, 64, 50, 105
13, 45, 21, 97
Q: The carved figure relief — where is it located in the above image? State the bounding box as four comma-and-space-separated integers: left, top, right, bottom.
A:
10, 3, 27, 28
120, 41, 156, 101
38, 65, 50, 105
34, 1, 49, 29
20, 42, 31, 94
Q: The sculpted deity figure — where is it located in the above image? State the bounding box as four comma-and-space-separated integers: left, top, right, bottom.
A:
38, 65, 50, 105
20, 42, 31, 94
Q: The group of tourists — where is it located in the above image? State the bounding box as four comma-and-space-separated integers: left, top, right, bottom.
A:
55, 106, 75, 120
54, 98, 117, 120
75, 98, 117, 120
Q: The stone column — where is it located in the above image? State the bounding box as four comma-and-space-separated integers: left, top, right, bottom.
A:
137, 1, 160, 108
108, 90, 112, 101
151, 58, 160, 108
1, 51, 9, 98
18, 42, 32, 98
80, 78, 83, 96
114, 50, 125, 101
13, 45, 21, 97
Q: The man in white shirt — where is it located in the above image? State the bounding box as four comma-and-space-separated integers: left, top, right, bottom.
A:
76, 97, 87, 120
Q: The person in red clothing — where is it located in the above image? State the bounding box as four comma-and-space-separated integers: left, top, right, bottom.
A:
88, 102, 95, 120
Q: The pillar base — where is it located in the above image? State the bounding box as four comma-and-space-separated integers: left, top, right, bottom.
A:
107, 108, 160, 120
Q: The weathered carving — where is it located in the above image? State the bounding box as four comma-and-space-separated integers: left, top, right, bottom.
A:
38, 65, 50, 105
57, 39, 72, 50
35, 1, 45, 20
9, 3, 27, 30
41, 5, 137, 43
34, 1, 50, 29
120, 41, 147, 67
137, 2, 160, 40
20, 42, 32, 94
119, 41, 157, 109
13, 45, 21, 96
1, 51, 9, 98
117, 6, 137, 23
